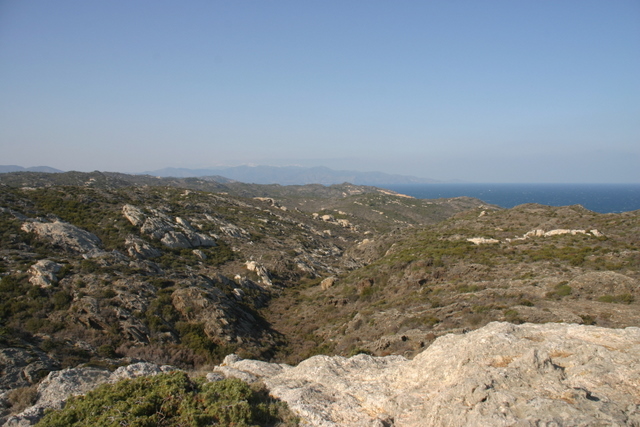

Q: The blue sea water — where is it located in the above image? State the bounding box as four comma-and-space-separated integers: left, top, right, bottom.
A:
382, 184, 640, 214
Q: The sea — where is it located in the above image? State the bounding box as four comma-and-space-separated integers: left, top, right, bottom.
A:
382, 183, 640, 214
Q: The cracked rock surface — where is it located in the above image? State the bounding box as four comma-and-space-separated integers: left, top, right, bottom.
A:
218, 322, 640, 426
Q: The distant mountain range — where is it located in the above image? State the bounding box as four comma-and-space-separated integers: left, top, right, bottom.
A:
0, 164, 439, 186
141, 165, 439, 186
0, 165, 63, 173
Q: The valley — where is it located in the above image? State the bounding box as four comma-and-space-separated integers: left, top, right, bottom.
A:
0, 171, 638, 425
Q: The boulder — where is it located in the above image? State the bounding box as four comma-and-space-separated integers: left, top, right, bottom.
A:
121, 204, 145, 227
217, 322, 640, 426
27, 260, 61, 288
124, 235, 161, 259
21, 220, 102, 254
245, 261, 273, 286
320, 276, 337, 290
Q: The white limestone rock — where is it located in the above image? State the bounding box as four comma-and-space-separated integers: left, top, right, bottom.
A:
124, 235, 161, 259
4, 367, 112, 426
27, 260, 61, 288
121, 204, 145, 227
217, 322, 640, 427
109, 362, 175, 383
123, 205, 216, 249
21, 220, 102, 254
245, 261, 273, 286
320, 276, 337, 290
467, 237, 500, 245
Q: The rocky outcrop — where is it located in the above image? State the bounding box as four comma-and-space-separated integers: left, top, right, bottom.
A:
506, 228, 604, 242
469, 228, 604, 245
568, 271, 639, 298
320, 276, 337, 290
245, 261, 273, 286
27, 260, 61, 288
216, 322, 640, 426
170, 278, 265, 345
124, 235, 161, 259
122, 205, 216, 249
5, 322, 640, 426
467, 237, 500, 245
20, 220, 102, 255
0, 348, 59, 391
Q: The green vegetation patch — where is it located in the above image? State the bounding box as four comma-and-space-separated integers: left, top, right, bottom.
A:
598, 294, 635, 304
36, 372, 298, 427
546, 282, 572, 300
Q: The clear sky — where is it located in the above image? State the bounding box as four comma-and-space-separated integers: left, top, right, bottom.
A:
1, 1, 638, 183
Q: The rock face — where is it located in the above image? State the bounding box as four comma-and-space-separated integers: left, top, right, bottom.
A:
27, 260, 61, 287
217, 322, 640, 426
122, 204, 216, 249
21, 220, 102, 255
0, 348, 59, 391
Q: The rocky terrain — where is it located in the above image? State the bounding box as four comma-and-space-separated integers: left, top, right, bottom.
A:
0, 171, 638, 425
7, 322, 640, 426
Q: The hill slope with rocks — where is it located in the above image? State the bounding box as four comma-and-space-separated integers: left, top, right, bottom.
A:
0, 171, 638, 425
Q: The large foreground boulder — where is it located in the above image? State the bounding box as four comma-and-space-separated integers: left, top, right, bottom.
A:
5, 322, 639, 426
218, 322, 640, 426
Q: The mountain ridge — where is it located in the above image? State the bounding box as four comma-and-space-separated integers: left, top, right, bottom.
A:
141, 165, 441, 186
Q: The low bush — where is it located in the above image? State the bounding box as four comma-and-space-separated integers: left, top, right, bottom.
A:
598, 294, 635, 304
35, 372, 298, 427
7, 385, 38, 414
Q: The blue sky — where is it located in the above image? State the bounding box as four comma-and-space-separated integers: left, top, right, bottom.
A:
1, 1, 638, 182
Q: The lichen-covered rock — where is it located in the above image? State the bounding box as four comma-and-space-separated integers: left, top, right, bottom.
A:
123, 205, 216, 249
0, 348, 59, 391
320, 276, 337, 290
217, 322, 640, 427
245, 261, 273, 286
27, 260, 61, 288
124, 235, 161, 259
20, 220, 102, 254
108, 362, 175, 383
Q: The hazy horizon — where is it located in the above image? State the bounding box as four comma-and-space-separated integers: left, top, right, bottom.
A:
1, 1, 639, 183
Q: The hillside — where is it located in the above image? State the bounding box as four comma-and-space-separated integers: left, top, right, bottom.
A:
0, 171, 638, 424
267, 203, 640, 362
0, 172, 484, 405
141, 165, 439, 186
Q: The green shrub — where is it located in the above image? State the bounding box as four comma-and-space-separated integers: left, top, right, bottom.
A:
504, 309, 522, 323
598, 294, 635, 304
7, 385, 38, 414
546, 283, 572, 300
457, 284, 480, 293
35, 372, 297, 427
346, 348, 373, 357
579, 314, 596, 325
